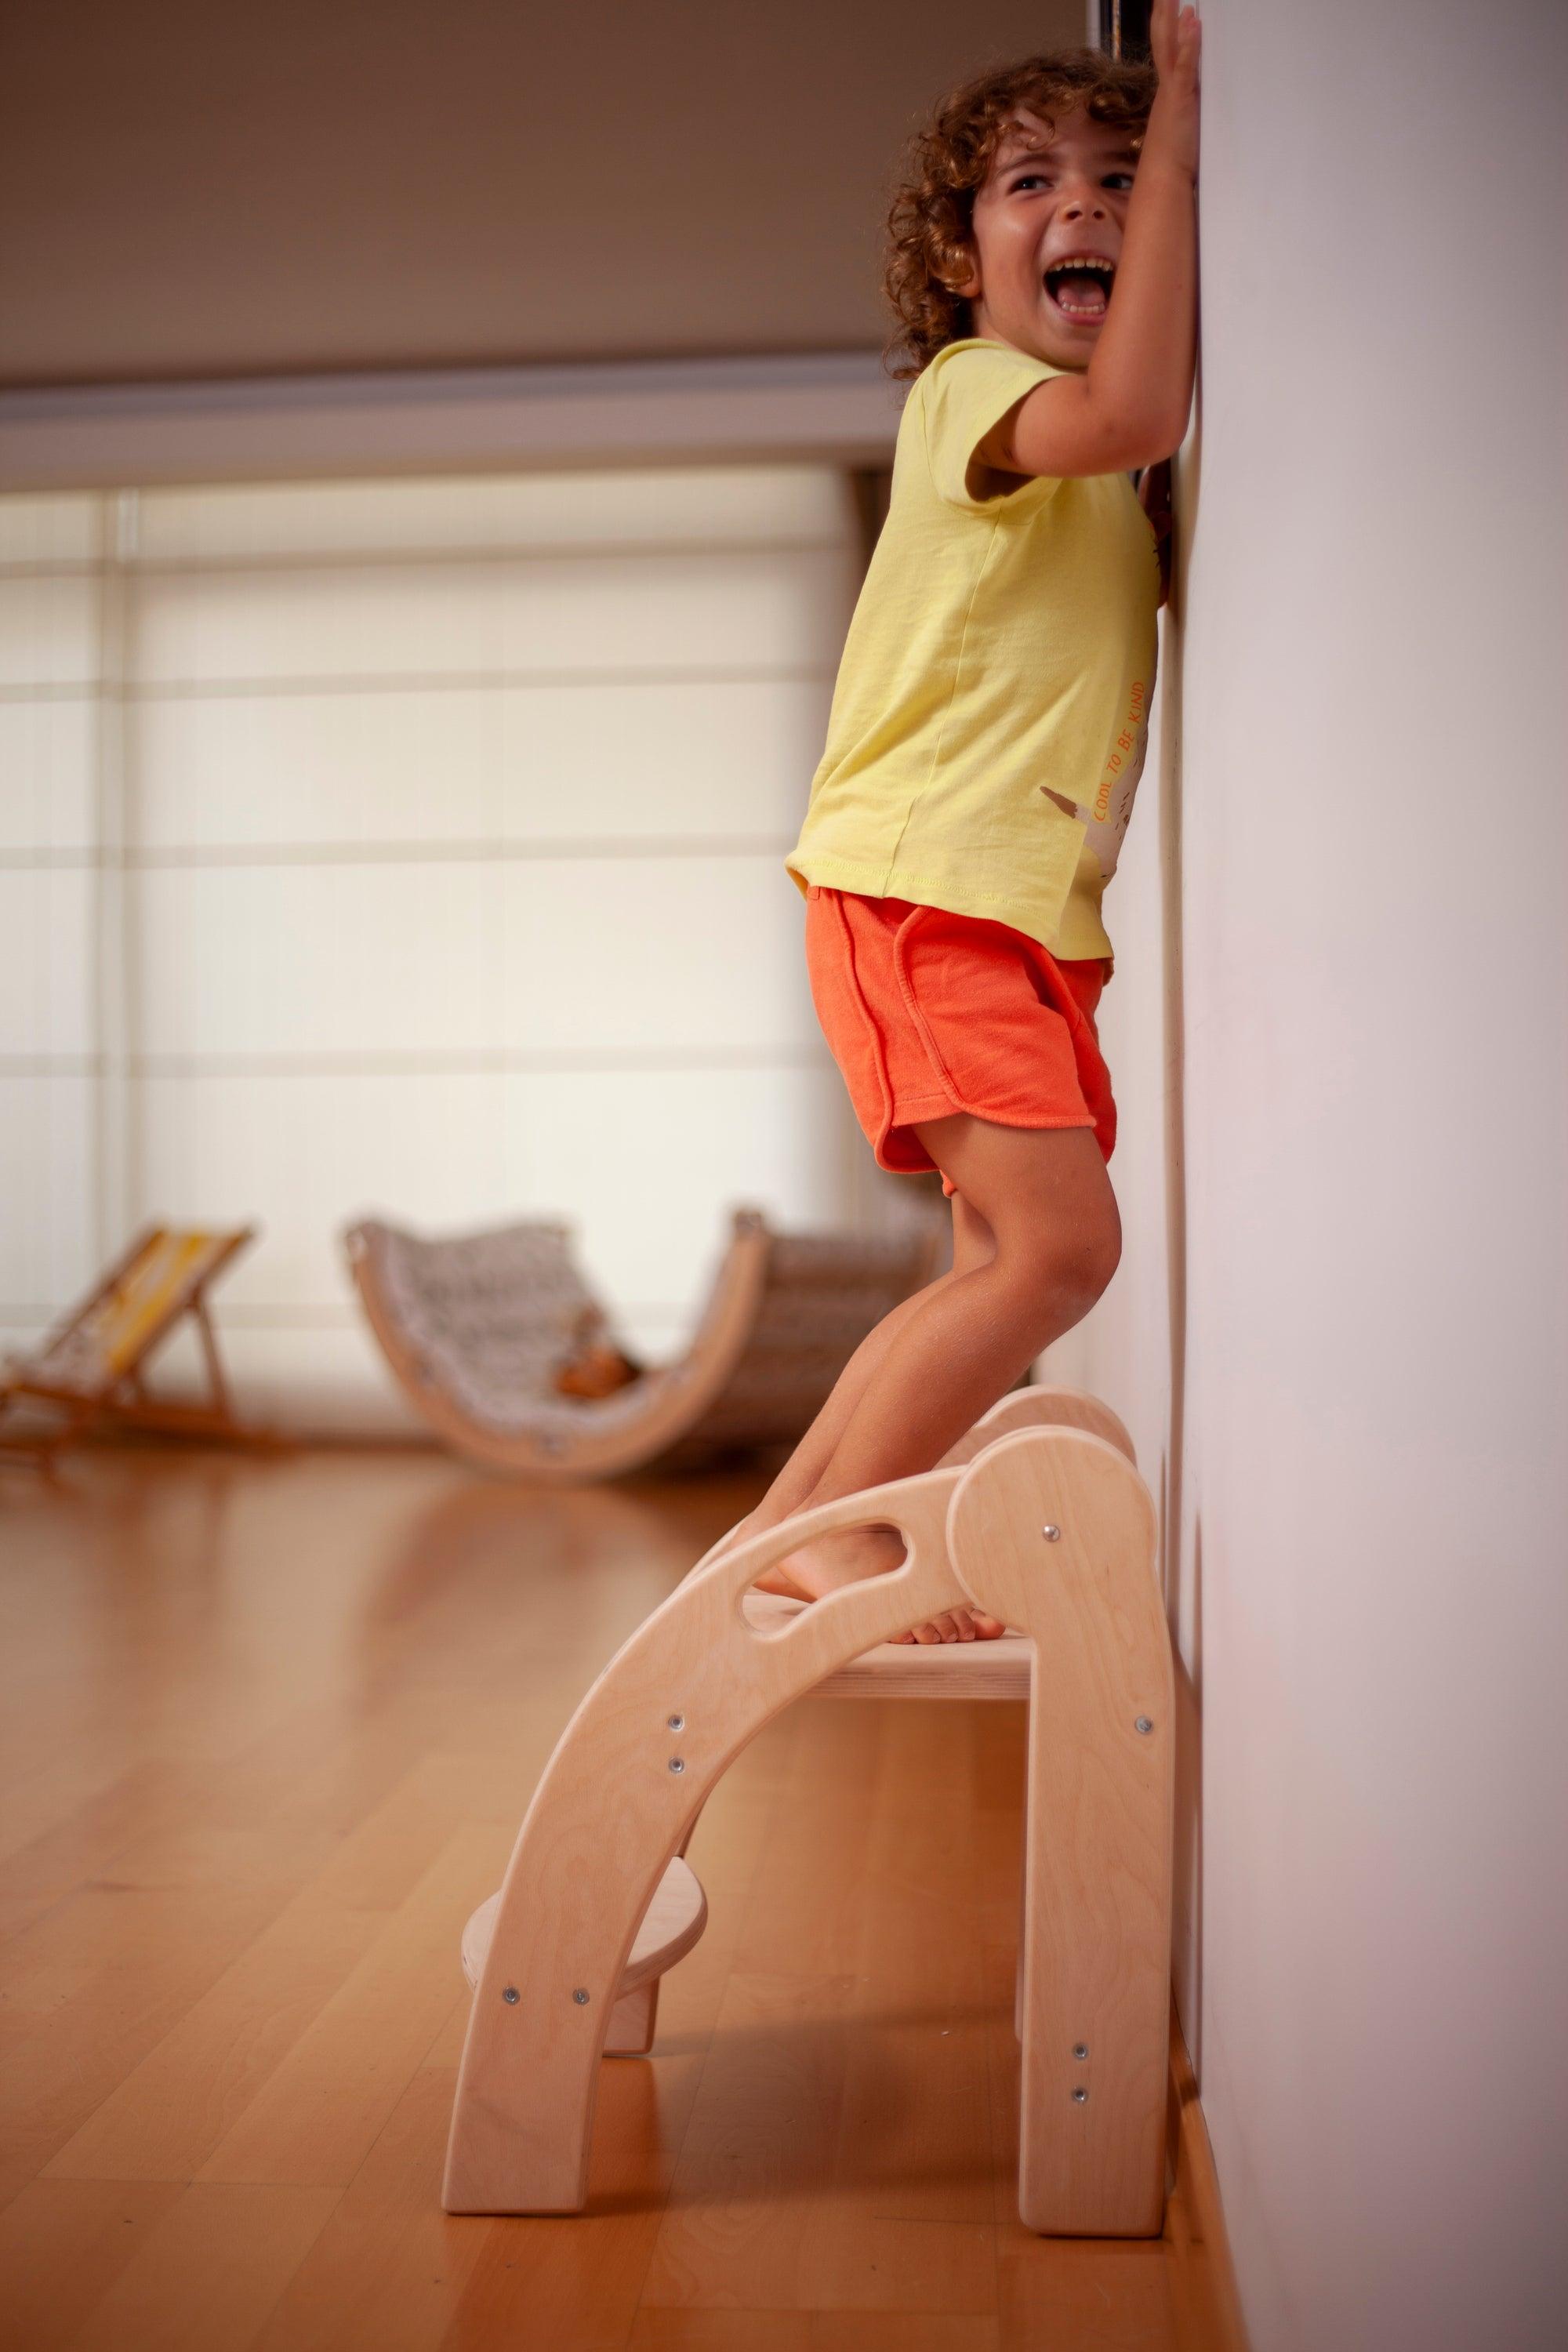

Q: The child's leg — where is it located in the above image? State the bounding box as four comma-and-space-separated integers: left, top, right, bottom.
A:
721, 1192, 997, 1552
760, 1115, 1120, 1643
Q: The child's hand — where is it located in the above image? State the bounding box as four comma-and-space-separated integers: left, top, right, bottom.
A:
1145, 0, 1202, 183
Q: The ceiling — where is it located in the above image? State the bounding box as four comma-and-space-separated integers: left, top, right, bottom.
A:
0, 0, 1087, 390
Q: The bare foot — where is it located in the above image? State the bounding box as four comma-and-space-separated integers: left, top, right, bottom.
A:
751, 1526, 1006, 1646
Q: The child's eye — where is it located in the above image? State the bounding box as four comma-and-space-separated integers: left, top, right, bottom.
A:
1105, 172, 1136, 189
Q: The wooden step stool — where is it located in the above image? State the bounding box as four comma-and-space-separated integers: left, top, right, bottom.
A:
443, 1388, 1174, 2237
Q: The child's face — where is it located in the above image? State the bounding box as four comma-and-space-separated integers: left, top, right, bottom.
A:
958, 106, 1141, 370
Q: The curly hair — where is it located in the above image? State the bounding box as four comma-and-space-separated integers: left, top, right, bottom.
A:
884, 48, 1158, 379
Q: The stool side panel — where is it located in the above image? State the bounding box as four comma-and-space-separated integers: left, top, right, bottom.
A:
443, 1467, 963, 2214
948, 1428, 1174, 2236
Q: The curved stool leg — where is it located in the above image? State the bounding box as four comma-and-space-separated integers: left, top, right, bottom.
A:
443, 1468, 968, 2214
946, 1428, 1173, 2237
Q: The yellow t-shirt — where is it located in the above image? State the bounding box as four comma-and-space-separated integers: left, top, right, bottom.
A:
786, 336, 1160, 967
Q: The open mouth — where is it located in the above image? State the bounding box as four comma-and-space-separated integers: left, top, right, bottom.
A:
1043, 257, 1116, 324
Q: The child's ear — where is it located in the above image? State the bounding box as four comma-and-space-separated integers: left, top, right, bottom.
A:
937, 239, 982, 303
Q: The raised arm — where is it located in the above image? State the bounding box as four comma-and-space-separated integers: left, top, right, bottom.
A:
985, 0, 1201, 480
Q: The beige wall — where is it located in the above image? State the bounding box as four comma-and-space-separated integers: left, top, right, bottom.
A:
1045, 0, 1568, 2345
0, 0, 1080, 387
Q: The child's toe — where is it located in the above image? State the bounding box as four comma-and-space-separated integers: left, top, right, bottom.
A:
913, 1615, 951, 1643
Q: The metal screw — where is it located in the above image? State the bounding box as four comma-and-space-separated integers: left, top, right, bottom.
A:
1041, 1523, 1062, 1542
1071, 2086, 1089, 2104
1134, 1716, 1154, 1735
666, 1713, 684, 1731
1073, 2042, 1089, 2061
502, 1986, 520, 2005
572, 1987, 590, 2005
668, 1756, 686, 1774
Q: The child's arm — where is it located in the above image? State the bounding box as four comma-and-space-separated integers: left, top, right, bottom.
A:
986, 0, 1200, 479
1137, 459, 1174, 604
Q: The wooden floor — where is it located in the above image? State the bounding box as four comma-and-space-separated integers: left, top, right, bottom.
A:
0, 1443, 1238, 2351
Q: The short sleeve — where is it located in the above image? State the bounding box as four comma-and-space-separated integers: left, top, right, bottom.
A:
919, 339, 1069, 513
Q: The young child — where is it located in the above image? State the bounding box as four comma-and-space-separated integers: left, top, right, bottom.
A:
731, 0, 1200, 1642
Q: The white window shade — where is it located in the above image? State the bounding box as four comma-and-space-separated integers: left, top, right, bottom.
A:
2, 463, 868, 1430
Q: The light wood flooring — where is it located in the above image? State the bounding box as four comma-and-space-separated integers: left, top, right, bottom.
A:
0, 1442, 1239, 2350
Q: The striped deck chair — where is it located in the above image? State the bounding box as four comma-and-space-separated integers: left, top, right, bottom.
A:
0, 1225, 264, 1463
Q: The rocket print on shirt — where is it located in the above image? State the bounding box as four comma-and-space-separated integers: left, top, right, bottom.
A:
1040, 639, 1158, 884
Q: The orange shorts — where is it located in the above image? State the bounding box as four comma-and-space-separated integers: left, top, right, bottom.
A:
804, 885, 1116, 1199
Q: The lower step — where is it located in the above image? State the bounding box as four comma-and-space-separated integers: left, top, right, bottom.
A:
459, 1853, 709, 1998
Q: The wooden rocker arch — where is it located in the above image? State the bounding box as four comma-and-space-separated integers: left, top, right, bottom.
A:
345, 1206, 938, 1482
444, 1406, 1174, 2238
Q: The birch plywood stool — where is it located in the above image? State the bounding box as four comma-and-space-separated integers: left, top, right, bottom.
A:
443, 1392, 1174, 2238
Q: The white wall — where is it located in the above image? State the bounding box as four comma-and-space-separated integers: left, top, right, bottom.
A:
1048, 1, 1568, 2345
2, 465, 872, 1428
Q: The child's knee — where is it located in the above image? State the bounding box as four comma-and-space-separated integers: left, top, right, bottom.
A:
1076, 1216, 1123, 1305
1011, 1210, 1121, 1331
